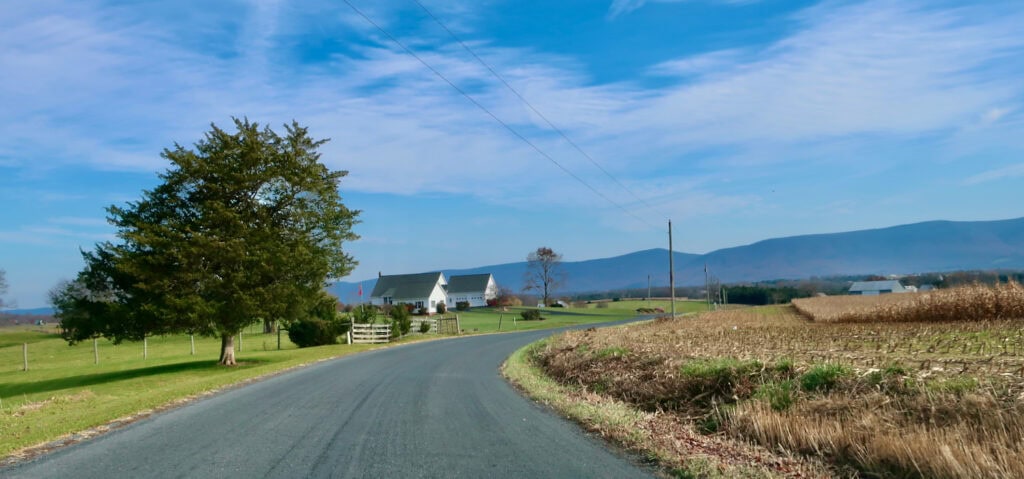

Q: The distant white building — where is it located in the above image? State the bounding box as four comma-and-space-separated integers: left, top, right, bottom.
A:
446, 274, 498, 308
849, 280, 908, 295
370, 272, 448, 313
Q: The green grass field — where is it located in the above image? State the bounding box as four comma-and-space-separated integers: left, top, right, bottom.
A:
0, 325, 403, 458
454, 300, 706, 333
0, 302, 692, 458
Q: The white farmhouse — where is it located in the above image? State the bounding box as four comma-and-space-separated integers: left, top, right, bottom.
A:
369, 272, 448, 313
446, 274, 498, 308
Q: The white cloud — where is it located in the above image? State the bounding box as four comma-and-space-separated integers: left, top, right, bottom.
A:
1, 0, 1022, 227
981, 107, 1013, 125
607, 0, 757, 19
604, 1, 1024, 154
964, 163, 1024, 185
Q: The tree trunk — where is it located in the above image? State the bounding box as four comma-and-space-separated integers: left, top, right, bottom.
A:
219, 333, 236, 366
263, 318, 276, 334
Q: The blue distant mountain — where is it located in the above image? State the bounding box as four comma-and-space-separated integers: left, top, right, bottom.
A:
1, 307, 55, 316
328, 216, 1024, 300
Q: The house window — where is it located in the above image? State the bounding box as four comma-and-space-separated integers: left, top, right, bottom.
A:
383, 296, 393, 305
414, 301, 424, 309
430, 300, 436, 307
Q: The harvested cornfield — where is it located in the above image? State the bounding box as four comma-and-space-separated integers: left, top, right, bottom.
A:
792, 282, 1024, 323
533, 306, 1024, 478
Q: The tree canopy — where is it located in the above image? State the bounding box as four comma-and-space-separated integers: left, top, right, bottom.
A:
523, 246, 565, 307
54, 119, 359, 365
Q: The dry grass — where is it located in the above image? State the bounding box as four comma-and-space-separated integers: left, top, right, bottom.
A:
534, 305, 1024, 478
504, 340, 834, 479
793, 283, 1024, 323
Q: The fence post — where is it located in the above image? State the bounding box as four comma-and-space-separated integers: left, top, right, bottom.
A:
190, 334, 196, 355
277, 328, 282, 350
238, 332, 243, 352
498, 314, 502, 331
93, 338, 99, 365
455, 314, 461, 335
23, 343, 28, 371
143, 337, 148, 359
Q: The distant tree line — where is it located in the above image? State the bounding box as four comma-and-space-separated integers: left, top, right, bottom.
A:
566, 269, 1024, 306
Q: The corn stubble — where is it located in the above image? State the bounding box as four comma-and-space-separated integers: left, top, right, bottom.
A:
536, 286, 1024, 478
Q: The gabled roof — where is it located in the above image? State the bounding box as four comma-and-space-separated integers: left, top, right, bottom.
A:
447, 274, 493, 294
849, 280, 906, 292
370, 272, 445, 299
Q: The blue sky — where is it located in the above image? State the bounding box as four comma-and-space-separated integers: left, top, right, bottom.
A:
2, 0, 1023, 308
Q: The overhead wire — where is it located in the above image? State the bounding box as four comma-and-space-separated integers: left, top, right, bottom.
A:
339, 0, 659, 230
410, 0, 669, 221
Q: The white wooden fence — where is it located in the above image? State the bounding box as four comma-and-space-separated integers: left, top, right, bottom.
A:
411, 318, 438, 334
350, 323, 392, 344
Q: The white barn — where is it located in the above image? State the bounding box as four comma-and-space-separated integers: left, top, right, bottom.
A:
849, 280, 908, 296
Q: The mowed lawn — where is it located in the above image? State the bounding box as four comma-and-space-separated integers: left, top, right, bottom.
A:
0, 325, 393, 458
0, 302, 677, 458
455, 299, 706, 333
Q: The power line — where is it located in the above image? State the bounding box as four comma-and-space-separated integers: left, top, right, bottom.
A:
339, 0, 658, 229
411, 0, 668, 220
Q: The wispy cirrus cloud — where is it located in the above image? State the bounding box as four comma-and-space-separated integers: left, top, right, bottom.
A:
607, 0, 757, 19
1, 0, 1023, 229
964, 163, 1024, 185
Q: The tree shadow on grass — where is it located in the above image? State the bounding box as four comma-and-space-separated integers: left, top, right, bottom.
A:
536, 309, 608, 317
0, 358, 273, 398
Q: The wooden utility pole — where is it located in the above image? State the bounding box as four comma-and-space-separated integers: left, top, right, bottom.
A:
647, 274, 651, 308
669, 220, 676, 318
704, 263, 711, 311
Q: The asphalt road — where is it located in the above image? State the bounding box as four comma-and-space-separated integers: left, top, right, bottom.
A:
3, 322, 654, 478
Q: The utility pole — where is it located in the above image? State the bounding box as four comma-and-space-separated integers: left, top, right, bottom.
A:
704, 263, 711, 311
669, 220, 675, 318
647, 274, 651, 308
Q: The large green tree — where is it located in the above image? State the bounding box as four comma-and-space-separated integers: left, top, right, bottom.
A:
55, 119, 359, 365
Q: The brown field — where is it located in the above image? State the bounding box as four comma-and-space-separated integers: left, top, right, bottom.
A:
792, 282, 1024, 323
534, 301, 1024, 478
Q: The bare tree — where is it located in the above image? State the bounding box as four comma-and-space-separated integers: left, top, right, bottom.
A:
0, 269, 7, 309
523, 247, 565, 307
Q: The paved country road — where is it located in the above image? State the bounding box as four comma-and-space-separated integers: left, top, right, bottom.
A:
3, 321, 655, 478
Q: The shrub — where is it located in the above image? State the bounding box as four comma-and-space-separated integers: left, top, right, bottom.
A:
520, 309, 542, 321
755, 381, 796, 411
350, 304, 378, 324
673, 358, 767, 408
595, 302, 609, 309
288, 319, 348, 348
455, 301, 471, 311
419, 320, 432, 334
800, 363, 852, 392
389, 304, 412, 338
486, 298, 498, 307
436, 302, 447, 314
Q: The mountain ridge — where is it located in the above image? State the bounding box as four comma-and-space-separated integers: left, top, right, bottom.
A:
328, 216, 1024, 301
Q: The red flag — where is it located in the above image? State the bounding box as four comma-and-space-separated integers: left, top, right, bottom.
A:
358, 283, 363, 297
